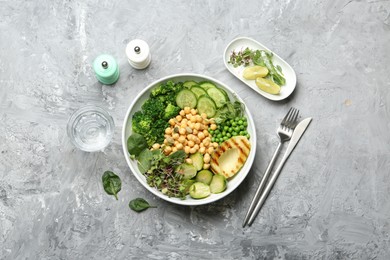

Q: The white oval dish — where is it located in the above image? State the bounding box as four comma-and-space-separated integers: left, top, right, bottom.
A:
122, 73, 257, 206
223, 37, 297, 101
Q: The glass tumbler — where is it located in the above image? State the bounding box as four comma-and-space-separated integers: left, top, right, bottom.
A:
67, 105, 115, 152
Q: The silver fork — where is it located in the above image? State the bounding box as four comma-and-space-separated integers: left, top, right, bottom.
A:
242, 107, 299, 227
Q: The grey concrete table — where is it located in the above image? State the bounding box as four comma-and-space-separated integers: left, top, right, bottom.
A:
1, 0, 390, 259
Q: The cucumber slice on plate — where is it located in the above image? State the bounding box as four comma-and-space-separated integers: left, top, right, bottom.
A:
190, 86, 207, 99
176, 89, 197, 109
199, 81, 217, 91
195, 170, 213, 185
210, 174, 227, 194
207, 87, 228, 108
183, 81, 198, 88
176, 163, 197, 179
189, 182, 211, 199
190, 152, 204, 171
197, 95, 217, 118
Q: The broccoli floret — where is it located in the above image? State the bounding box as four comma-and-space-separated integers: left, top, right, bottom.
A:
164, 103, 180, 120
141, 98, 165, 118
132, 111, 152, 134
150, 81, 184, 98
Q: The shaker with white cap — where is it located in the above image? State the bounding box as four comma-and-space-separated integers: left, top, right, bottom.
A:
125, 39, 151, 69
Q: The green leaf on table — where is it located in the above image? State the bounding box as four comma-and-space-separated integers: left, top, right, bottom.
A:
129, 198, 156, 212
102, 171, 122, 200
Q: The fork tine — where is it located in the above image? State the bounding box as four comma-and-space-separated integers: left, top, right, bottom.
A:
280, 107, 293, 125
286, 108, 299, 128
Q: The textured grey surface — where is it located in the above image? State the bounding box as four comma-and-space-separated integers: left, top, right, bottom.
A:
1, 0, 390, 259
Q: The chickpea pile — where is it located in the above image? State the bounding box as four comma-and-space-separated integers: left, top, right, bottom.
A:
151, 107, 219, 170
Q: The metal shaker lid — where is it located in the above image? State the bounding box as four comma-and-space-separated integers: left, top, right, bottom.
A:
126, 39, 150, 64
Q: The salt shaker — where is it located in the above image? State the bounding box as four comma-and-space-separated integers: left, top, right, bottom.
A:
125, 39, 151, 69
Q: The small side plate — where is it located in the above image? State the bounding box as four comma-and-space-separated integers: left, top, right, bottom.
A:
223, 37, 297, 101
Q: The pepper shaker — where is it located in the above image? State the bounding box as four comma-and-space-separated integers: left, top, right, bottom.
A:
93, 54, 120, 85
125, 39, 151, 69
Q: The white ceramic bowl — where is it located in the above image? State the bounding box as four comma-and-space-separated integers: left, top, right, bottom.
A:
122, 73, 256, 206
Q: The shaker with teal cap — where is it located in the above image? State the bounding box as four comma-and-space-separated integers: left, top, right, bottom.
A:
93, 54, 120, 85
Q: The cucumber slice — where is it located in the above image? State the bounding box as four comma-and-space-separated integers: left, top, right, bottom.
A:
195, 170, 213, 185
197, 95, 217, 118
190, 86, 207, 99
199, 81, 217, 91
207, 87, 228, 108
189, 182, 211, 199
176, 163, 197, 179
183, 81, 198, 88
210, 174, 227, 194
176, 89, 197, 109
190, 152, 204, 171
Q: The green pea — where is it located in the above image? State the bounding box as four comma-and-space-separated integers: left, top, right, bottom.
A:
215, 129, 220, 134
232, 131, 238, 136
223, 136, 229, 141
226, 133, 231, 138
217, 133, 222, 138
239, 125, 245, 130
238, 120, 244, 125
224, 126, 229, 131
239, 131, 245, 135
232, 122, 237, 127
234, 126, 240, 132
211, 137, 215, 142
246, 134, 250, 139
243, 122, 248, 127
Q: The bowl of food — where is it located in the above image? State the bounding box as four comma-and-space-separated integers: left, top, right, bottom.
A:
122, 73, 256, 206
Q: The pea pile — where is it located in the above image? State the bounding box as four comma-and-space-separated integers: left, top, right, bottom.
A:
209, 117, 250, 144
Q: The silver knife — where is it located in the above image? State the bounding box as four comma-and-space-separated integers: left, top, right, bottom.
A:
247, 117, 312, 226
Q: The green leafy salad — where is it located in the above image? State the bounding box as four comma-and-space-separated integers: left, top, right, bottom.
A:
127, 80, 250, 200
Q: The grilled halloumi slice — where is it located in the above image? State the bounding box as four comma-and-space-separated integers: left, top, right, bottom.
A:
210, 136, 251, 178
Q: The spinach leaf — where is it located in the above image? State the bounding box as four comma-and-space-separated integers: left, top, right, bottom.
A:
129, 198, 156, 212
127, 133, 148, 157
102, 171, 122, 200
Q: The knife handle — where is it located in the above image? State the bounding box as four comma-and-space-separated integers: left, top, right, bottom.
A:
247, 152, 291, 226
242, 142, 282, 227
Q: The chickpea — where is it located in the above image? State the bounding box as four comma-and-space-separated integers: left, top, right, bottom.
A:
203, 130, 209, 137
190, 109, 197, 115
190, 116, 197, 123
179, 128, 186, 135
199, 143, 205, 148
163, 139, 169, 145
152, 143, 160, 150
203, 139, 210, 147
172, 147, 178, 153
172, 133, 179, 140
176, 143, 183, 150
210, 124, 217, 130
178, 136, 186, 143
194, 122, 201, 130
184, 146, 191, 154
176, 115, 182, 122
186, 114, 192, 120
185, 127, 193, 134
212, 142, 219, 148
166, 137, 174, 144
180, 122, 187, 128
207, 147, 214, 154
203, 163, 210, 170
184, 107, 191, 114
204, 153, 211, 163
174, 140, 179, 146
198, 132, 205, 140
179, 110, 185, 116
186, 158, 193, 164
201, 113, 207, 119
193, 129, 198, 135
189, 147, 197, 154
199, 147, 206, 154
188, 140, 195, 147
165, 146, 172, 153
193, 137, 201, 144
196, 115, 203, 123
169, 118, 176, 126
194, 144, 199, 151
165, 128, 172, 135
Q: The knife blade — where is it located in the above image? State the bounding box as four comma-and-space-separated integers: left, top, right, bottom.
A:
247, 117, 312, 226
